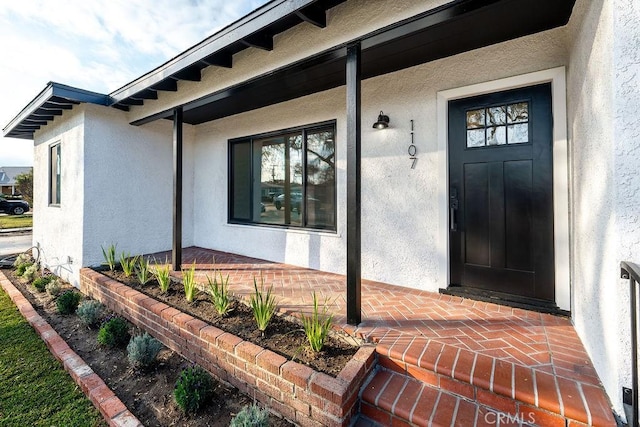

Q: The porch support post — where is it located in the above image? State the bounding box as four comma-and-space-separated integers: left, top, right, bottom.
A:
172, 107, 183, 271
346, 42, 361, 325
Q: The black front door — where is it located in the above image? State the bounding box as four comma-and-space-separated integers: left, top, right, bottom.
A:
448, 83, 554, 302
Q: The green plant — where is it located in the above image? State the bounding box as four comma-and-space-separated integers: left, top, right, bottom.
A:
135, 257, 152, 285
300, 292, 334, 353
13, 253, 31, 268
154, 261, 171, 294
32, 275, 53, 292
76, 300, 104, 328
250, 275, 277, 335
16, 262, 32, 276
174, 365, 214, 414
120, 253, 138, 277
56, 291, 82, 315
97, 315, 131, 348
182, 262, 197, 303
22, 263, 39, 282
101, 244, 117, 271
46, 279, 63, 297
230, 404, 270, 427
127, 333, 163, 370
207, 272, 231, 316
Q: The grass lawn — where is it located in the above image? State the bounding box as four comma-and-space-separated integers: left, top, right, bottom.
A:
0, 214, 32, 229
0, 287, 105, 427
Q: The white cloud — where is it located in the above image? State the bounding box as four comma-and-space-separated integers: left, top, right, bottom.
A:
0, 0, 269, 166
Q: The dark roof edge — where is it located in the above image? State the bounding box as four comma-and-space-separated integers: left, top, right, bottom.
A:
2, 82, 109, 138
108, 0, 320, 102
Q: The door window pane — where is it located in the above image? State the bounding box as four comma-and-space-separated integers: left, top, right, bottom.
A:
466, 102, 529, 147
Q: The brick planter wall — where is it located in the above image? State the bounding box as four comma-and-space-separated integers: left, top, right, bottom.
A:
80, 268, 375, 427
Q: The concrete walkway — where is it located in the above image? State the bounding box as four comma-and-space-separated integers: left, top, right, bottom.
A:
147, 246, 615, 426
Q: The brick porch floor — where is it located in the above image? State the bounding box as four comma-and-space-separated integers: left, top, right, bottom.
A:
148, 247, 616, 426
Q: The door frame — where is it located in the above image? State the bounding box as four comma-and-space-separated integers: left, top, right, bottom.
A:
436, 67, 570, 311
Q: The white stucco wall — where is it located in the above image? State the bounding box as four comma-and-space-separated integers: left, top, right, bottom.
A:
32, 107, 87, 286
567, 0, 640, 419
82, 104, 195, 268
192, 26, 568, 290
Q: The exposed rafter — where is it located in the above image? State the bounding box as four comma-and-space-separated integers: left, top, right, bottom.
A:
201, 52, 233, 68
240, 32, 273, 51
172, 67, 202, 82
112, 104, 130, 112
296, 4, 327, 28
118, 98, 144, 106
29, 114, 55, 121
130, 90, 158, 100
151, 80, 178, 92
42, 102, 73, 110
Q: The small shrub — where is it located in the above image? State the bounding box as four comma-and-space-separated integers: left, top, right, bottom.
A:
56, 290, 82, 315
230, 404, 270, 427
13, 253, 31, 268
135, 257, 152, 285
46, 279, 63, 297
97, 316, 131, 348
154, 261, 171, 294
76, 300, 104, 328
250, 275, 277, 335
22, 263, 39, 282
182, 262, 197, 303
120, 252, 138, 277
32, 275, 53, 292
16, 262, 32, 276
207, 272, 231, 316
127, 332, 163, 370
301, 292, 334, 353
101, 244, 117, 271
174, 365, 214, 414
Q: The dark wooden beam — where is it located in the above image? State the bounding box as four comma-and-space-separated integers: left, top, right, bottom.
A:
172, 67, 202, 82
172, 107, 183, 272
35, 108, 63, 116
23, 119, 48, 125
42, 102, 73, 110
201, 51, 233, 68
240, 33, 273, 51
346, 42, 361, 326
118, 98, 144, 106
151, 79, 178, 92
130, 90, 158, 100
49, 96, 80, 105
296, 4, 327, 28
112, 104, 130, 112
29, 115, 54, 121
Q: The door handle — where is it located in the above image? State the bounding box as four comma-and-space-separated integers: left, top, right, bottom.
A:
450, 187, 458, 232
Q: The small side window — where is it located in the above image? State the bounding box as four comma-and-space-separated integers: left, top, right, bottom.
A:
49, 143, 61, 205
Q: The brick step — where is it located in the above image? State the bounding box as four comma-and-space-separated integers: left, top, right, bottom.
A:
375, 338, 614, 426
360, 368, 586, 427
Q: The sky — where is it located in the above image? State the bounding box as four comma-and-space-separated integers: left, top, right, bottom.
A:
0, 0, 270, 167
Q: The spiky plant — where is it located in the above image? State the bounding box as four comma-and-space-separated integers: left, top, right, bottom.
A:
300, 292, 334, 352
250, 274, 277, 335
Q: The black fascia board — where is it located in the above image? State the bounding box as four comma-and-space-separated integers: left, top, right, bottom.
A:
109, 0, 334, 103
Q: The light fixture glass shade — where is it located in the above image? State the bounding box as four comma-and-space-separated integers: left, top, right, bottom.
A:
373, 111, 390, 129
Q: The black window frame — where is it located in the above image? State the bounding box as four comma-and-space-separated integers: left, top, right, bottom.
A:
228, 120, 337, 232
49, 142, 61, 206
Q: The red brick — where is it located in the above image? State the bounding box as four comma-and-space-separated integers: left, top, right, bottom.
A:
581, 383, 617, 426
430, 392, 458, 427
336, 359, 365, 388
361, 370, 392, 405
519, 405, 565, 427
160, 306, 181, 323
256, 350, 287, 375
282, 392, 312, 417
89, 384, 116, 405
216, 333, 242, 353
419, 341, 444, 370
410, 386, 439, 425
282, 361, 315, 388
361, 401, 392, 426
185, 318, 208, 336
376, 374, 407, 412
406, 364, 438, 387
100, 396, 127, 419
200, 325, 224, 343
492, 359, 514, 398
514, 364, 536, 406
309, 372, 349, 405
557, 377, 588, 422
235, 341, 264, 363
476, 389, 517, 414
534, 370, 561, 414
80, 373, 105, 394
379, 356, 406, 374
435, 345, 459, 377
440, 376, 475, 400
472, 353, 494, 389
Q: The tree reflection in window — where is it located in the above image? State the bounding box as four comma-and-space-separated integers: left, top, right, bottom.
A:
466, 102, 529, 148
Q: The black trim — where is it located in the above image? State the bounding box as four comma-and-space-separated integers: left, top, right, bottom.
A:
227, 120, 337, 233
172, 107, 183, 271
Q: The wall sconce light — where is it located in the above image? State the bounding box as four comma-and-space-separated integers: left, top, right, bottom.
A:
373, 111, 390, 129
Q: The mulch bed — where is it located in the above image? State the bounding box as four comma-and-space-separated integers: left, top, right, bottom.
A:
5, 269, 292, 427
99, 268, 359, 377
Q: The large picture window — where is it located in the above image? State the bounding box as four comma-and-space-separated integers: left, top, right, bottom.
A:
49, 142, 61, 205
229, 121, 336, 231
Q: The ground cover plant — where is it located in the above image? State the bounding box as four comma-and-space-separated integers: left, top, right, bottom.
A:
97, 315, 131, 348
0, 287, 104, 426
76, 300, 104, 328
57, 290, 82, 315
32, 275, 53, 292
230, 404, 270, 427
174, 365, 214, 414
127, 332, 163, 370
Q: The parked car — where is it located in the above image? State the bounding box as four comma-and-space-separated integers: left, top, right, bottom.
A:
0, 196, 30, 215
274, 193, 302, 211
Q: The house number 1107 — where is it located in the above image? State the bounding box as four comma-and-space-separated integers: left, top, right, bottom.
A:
409, 119, 417, 169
